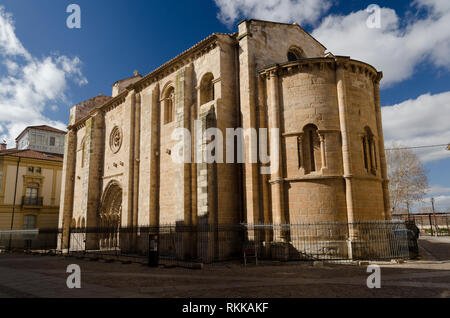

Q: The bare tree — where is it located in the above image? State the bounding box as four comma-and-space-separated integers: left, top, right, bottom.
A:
386, 144, 429, 215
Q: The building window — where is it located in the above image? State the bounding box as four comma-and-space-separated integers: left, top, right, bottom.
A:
81, 136, 88, 167
49, 136, 56, 146
28, 167, 34, 173
36, 167, 41, 174
163, 86, 175, 124
299, 124, 322, 174
287, 46, 305, 61
25, 183, 39, 201
200, 73, 214, 105
23, 215, 37, 230
362, 127, 377, 175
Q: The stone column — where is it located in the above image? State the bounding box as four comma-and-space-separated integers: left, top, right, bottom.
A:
374, 73, 391, 220
268, 68, 285, 239
149, 84, 160, 228
238, 29, 261, 225
335, 58, 357, 243
319, 133, 327, 170
133, 92, 141, 229
297, 134, 305, 174
84, 111, 105, 250
258, 74, 272, 249
258, 75, 271, 225
58, 129, 77, 252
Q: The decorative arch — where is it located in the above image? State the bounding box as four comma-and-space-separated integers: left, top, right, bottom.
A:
81, 135, 88, 168
287, 46, 305, 61
298, 124, 324, 174
99, 180, 123, 249
162, 85, 175, 124
199, 72, 215, 105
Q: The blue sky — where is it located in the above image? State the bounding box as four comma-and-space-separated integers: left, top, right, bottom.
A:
0, 0, 449, 211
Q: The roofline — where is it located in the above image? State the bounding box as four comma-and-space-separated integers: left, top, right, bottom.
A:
15, 126, 67, 142
237, 19, 327, 51
112, 74, 143, 86
257, 56, 382, 82
70, 32, 237, 129
0, 149, 64, 162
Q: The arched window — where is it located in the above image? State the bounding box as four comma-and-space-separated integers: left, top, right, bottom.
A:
200, 73, 214, 105
163, 86, 175, 124
287, 46, 305, 61
81, 136, 88, 168
300, 124, 322, 173
362, 127, 377, 175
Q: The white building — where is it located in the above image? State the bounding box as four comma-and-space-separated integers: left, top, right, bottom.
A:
16, 125, 66, 155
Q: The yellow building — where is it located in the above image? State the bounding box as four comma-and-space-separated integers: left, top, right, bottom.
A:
0, 126, 65, 230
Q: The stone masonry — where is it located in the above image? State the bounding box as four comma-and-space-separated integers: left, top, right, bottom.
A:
58, 20, 391, 256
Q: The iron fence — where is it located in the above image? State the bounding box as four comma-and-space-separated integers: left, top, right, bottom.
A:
393, 213, 450, 236
0, 221, 412, 265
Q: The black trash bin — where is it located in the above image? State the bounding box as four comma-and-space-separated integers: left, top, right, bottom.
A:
148, 234, 159, 267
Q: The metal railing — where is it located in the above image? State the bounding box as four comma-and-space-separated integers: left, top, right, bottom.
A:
393, 213, 450, 236
1, 221, 412, 266
21, 196, 43, 207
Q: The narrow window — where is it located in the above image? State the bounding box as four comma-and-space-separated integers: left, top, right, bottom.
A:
200, 73, 214, 105
49, 136, 56, 146
81, 137, 88, 168
363, 126, 377, 175
164, 87, 175, 124
302, 124, 321, 174
362, 137, 369, 171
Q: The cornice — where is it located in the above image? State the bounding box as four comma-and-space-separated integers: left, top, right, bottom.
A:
258, 57, 380, 83
68, 33, 237, 131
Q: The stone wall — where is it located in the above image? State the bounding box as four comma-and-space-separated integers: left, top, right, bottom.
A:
59, 20, 390, 255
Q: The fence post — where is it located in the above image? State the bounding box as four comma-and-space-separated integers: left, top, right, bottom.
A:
428, 214, 434, 236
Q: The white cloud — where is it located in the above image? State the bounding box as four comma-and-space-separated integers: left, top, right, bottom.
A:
0, 6, 87, 147
382, 91, 450, 163
415, 194, 450, 211
214, 0, 332, 27
312, 0, 450, 86
429, 185, 450, 196
0, 6, 30, 59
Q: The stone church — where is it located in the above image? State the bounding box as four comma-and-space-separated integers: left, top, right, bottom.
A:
58, 20, 391, 253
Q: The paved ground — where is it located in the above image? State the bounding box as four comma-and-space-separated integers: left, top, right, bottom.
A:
0, 236, 449, 298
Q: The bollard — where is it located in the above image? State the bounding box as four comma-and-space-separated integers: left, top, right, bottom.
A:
148, 234, 159, 267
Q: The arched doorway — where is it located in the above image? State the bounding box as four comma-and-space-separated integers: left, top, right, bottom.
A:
99, 181, 122, 250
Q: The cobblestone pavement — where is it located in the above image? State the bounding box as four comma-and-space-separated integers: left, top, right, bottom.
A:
0, 237, 449, 298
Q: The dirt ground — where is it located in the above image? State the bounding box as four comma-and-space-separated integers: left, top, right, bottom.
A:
0, 236, 449, 298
